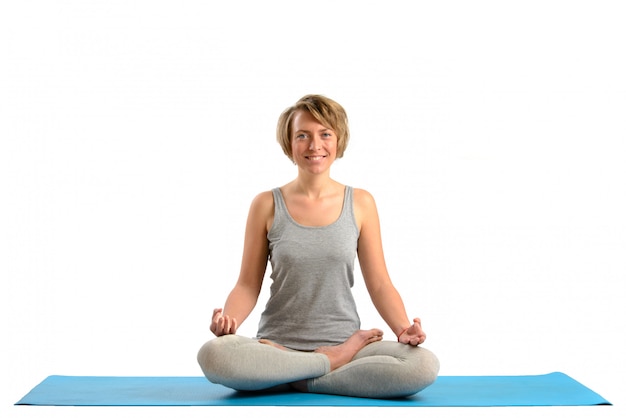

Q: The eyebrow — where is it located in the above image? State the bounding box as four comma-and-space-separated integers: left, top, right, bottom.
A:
294, 128, 333, 134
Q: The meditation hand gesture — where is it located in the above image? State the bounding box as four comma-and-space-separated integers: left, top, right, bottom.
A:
397, 318, 427, 346
210, 308, 238, 337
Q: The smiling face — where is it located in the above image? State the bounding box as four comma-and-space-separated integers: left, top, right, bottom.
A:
290, 110, 338, 174
276, 95, 350, 163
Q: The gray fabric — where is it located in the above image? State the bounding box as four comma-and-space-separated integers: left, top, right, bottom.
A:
197, 336, 440, 398
256, 186, 361, 351
197, 335, 330, 391
308, 341, 440, 398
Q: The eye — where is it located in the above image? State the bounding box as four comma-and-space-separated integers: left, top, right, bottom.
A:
322, 132, 333, 138
295, 133, 308, 140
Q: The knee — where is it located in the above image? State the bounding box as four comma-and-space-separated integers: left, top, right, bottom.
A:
402, 346, 440, 396
197, 335, 240, 376
416, 347, 440, 387
197, 340, 214, 371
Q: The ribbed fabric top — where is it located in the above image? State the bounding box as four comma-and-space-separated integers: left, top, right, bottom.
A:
256, 186, 361, 350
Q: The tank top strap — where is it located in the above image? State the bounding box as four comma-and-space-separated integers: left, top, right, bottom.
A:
271, 187, 288, 227
342, 185, 353, 219
341, 186, 358, 234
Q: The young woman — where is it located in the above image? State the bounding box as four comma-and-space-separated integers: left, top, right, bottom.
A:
197, 94, 439, 398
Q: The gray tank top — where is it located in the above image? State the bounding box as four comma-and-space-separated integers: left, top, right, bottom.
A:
256, 186, 361, 351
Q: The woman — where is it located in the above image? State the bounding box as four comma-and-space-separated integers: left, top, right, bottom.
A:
197, 94, 439, 398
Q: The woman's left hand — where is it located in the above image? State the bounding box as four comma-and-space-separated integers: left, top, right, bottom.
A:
398, 318, 427, 346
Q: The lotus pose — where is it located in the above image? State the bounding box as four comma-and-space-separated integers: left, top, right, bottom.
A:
197, 94, 439, 398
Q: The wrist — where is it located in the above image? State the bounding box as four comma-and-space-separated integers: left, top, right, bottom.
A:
397, 326, 409, 342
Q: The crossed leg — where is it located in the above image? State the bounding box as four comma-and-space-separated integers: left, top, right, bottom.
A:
198, 329, 383, 392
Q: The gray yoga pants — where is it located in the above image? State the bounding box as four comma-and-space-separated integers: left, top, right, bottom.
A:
197, 335, 440, 398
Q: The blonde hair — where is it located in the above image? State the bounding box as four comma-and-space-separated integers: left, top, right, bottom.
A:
276, 94, 350, 161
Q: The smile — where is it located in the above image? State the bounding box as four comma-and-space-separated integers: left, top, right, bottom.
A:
306, 155, 326, 161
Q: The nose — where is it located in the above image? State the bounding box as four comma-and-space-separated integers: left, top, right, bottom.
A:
309, 135, 322, 150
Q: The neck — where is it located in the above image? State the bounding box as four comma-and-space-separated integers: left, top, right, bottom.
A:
293, 169, 337, 199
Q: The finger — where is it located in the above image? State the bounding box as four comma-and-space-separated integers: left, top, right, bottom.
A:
212, 309, 223, 325
218, 316, 226, 334
399, 334, 413, 345
220, 315, 237, 335
210, 320, 219, 336
224, 316, 232, 334
412, 319, 422, 330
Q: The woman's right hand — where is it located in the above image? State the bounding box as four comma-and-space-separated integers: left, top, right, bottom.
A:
210, 308, 238, 337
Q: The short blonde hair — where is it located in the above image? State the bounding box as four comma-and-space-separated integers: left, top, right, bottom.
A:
276, 94, 350, 161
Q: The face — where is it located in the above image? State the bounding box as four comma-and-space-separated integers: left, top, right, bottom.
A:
290, 110, 338, 174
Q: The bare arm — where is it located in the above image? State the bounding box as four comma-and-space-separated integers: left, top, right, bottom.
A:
211, 191, 273, 336
355, 189, 426, 345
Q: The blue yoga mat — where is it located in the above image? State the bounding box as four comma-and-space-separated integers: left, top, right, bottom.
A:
15, 372, 610, 407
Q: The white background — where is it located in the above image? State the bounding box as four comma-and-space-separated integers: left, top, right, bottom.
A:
1, 1, 625, 417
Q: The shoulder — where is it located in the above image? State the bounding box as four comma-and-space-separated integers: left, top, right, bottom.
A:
352, 187, 377, 210
249, 190, 275, 215
246, 190, 275, 230
251, 189, 274, 205
352, 187, 379, 229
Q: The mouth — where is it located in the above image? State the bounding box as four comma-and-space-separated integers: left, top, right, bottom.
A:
305, 155, 326, 161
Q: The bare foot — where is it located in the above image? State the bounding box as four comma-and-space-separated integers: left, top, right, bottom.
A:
314, 329, 383, 371
258, 339, 288, 351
